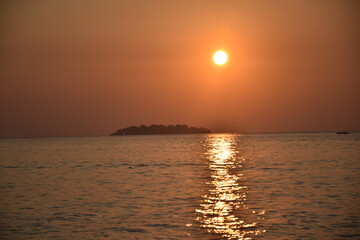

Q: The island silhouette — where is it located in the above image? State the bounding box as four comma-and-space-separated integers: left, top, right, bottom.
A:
111, 124, 211, 135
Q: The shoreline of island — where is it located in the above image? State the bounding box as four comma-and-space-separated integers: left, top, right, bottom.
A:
111, 124, 211, 135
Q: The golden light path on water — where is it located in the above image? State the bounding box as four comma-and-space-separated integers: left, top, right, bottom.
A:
196, 134, 265, 239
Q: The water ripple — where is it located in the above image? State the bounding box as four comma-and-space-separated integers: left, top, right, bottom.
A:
196, 134, 265, 239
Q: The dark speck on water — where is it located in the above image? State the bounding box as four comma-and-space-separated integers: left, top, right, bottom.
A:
0, 133, 359, 239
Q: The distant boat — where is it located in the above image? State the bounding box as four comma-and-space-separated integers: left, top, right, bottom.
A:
336, 131, 350, 134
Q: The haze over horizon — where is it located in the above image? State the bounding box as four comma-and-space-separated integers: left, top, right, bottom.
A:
1, 0, 359, 138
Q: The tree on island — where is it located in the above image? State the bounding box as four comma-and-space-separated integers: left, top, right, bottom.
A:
111, 124, 211, 135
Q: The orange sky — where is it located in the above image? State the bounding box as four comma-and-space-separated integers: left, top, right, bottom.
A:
0, 0, 359, 137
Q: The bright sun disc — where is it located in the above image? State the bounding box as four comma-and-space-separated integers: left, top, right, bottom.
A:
213, 51, 228, 65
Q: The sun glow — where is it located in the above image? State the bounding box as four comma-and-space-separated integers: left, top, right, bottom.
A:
213, 51, 228, 65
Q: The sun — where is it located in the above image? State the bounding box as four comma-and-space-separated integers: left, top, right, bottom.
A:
213, 50, 228, 65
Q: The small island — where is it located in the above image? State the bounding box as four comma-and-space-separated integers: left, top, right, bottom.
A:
111, 124, 211, 135
336, 131, 350, 134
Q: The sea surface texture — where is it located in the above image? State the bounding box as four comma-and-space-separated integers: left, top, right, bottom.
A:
0, 133, 359, 239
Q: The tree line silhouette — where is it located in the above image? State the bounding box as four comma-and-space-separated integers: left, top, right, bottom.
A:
111, 124, 211, 135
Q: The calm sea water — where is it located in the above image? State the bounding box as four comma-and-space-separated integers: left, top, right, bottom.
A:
0, 133, 359, 239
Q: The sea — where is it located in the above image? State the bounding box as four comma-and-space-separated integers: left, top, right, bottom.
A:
0, 132, 359, 239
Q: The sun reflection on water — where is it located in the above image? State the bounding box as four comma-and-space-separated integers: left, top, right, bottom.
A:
196, 134, 264, 239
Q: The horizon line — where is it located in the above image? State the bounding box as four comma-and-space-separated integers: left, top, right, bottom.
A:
1, 129, 359, 139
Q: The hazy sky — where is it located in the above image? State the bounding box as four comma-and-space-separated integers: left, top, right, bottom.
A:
1, 0, 359, 137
